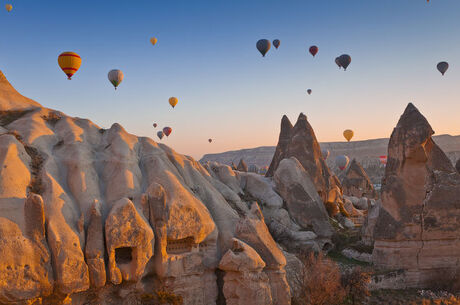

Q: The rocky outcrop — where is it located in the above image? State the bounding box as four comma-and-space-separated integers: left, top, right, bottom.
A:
341, 159, 376, 198
266, 113, 344, 211
0, 71, 291, 304
237, 159, 248, 172
372, 103, 460, 288
219, 238, 272, 305
456, 159, 460, 174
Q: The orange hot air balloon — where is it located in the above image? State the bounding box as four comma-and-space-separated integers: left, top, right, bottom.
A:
58, 52, 82, 80
169, 97, 178, 108
343, 129, 354, 142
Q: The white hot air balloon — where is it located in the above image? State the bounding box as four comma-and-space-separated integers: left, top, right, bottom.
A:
108, 69, 124, 90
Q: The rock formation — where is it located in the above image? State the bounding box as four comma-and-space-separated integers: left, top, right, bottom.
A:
0, 71, 291, 304
265, 113, 344, 212
456, 158, 460, 174
237, 159, 248, 172
372, 103, 460, 288
341, 159, 376, 198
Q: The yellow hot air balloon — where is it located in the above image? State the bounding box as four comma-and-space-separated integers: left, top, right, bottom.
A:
169, 97, 178, 108
343, 129, 354, 142
58, 52, 82, 80
150, 37, 158, 46
5, 4, 12, 12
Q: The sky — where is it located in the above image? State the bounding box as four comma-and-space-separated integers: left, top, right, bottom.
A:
1, 0, 460, 159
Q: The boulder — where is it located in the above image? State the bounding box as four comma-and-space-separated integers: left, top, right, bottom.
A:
372, 103, 460, 288
274, 157, 333, 238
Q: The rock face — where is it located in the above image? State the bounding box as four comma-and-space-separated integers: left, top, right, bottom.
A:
266, 113, 344, 211
237, 159, 248, 172
0, 71, 291, 304
372, 103, 460, 288
456, 159, 460, 174
341, 159, 376, 198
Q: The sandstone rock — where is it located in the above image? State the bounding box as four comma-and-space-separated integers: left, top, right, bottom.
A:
341, 159, 376, 198
105, 198, 154, 284
266, 113, 343, 207
456, 159, 460, 174
282, 251, 304, 301
219, 238, 272, 305
341, 248, 372, 263
372, 103, 460, 288
85, 200, 106, 288
361, 199, 381, 246
274, 157, 333, 238
237, 159, 248, 172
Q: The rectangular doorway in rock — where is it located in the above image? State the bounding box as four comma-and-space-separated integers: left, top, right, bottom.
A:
115, 247, 133, 265
166, 237, 196, 254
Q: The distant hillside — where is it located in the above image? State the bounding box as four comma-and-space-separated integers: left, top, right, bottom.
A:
200, 134, 460, 183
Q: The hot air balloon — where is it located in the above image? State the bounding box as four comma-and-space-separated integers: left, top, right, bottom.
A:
273, 39, 280, 49
153, 123, 157, 128
157, 131, 164, 140
379, 155, 387, 165
335, 57, 342, 69
335, 155, 350, 170
108, 69, 124, 90
437, 62, 449, 76
309, 46, 318, 57
169, 97, 178, 108
58, 52, 82, 80
256, 39, 271, 57
338, 54, 351, 71
163, 127, 172, 137
307, 89, 312, 95
208, 138, 212, 143
343, 129, 354, 142
5, 4, 12, 12
150, 37, 158, 46
321, 149, 330, 160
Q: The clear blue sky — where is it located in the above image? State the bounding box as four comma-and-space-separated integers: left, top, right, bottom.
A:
1, 0, 459, 158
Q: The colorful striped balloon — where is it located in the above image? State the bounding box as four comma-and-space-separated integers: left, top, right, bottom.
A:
58, 52, 82, 80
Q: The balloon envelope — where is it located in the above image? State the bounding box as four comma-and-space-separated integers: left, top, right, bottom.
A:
379, 155, 387, 165
335, 57, 342, 69
273, 39, 280, 49
108, 69, 124, 90
157, 131, 164, 140
338, 54, 351, 70
208, 139, 212, 143
309, 46, 318, 57
256, 39, 271, 57
150, 37, 158, 46
5, 4, 12, 12
343, 129, 354, 142
169, 97, 178, 108
335, 155, 350, 170
163, 127, 172, 137
153, 123, 157, 128
58, 52, 82, 80
307, 89, 312, 95
321, 149, 330, 160
437, 62, 449, 75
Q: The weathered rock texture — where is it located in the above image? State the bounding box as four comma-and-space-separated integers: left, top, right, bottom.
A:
341, 159, 376, 198
372, 103, 460, 288
0, 71, 291, 305
266, 113, 344, 212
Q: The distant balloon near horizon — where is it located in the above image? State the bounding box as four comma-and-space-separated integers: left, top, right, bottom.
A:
256, 39, 271, 57
153, 123, 157, 128
343, 129, 354, 142
157, 131, 164, 140
58, 52, 82, 80
379, 155, 387, 165
335, 57, 342, 69
108, 69, 124, 90
150, 37, 158, 46
208, 138, 213, 143
335, 155, 350, 170
437, 62, 449, 76
273, 39, 280, 49
169, 97, 178, 108
307, 89, 312, 95
163, 127, 172, 137
5, 4, 12, 12
337, 54, 351, 70
321, 149, 330, 160
309, 46, 318, 57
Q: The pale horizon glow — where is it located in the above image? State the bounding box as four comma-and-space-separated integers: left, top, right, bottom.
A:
1, 0, 459, 159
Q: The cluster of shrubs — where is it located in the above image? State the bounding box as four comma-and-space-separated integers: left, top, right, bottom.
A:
292, 253, 371, 305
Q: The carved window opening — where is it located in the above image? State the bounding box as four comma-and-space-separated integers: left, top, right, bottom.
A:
115, 247, 133, 264
166, 236, 197, 254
